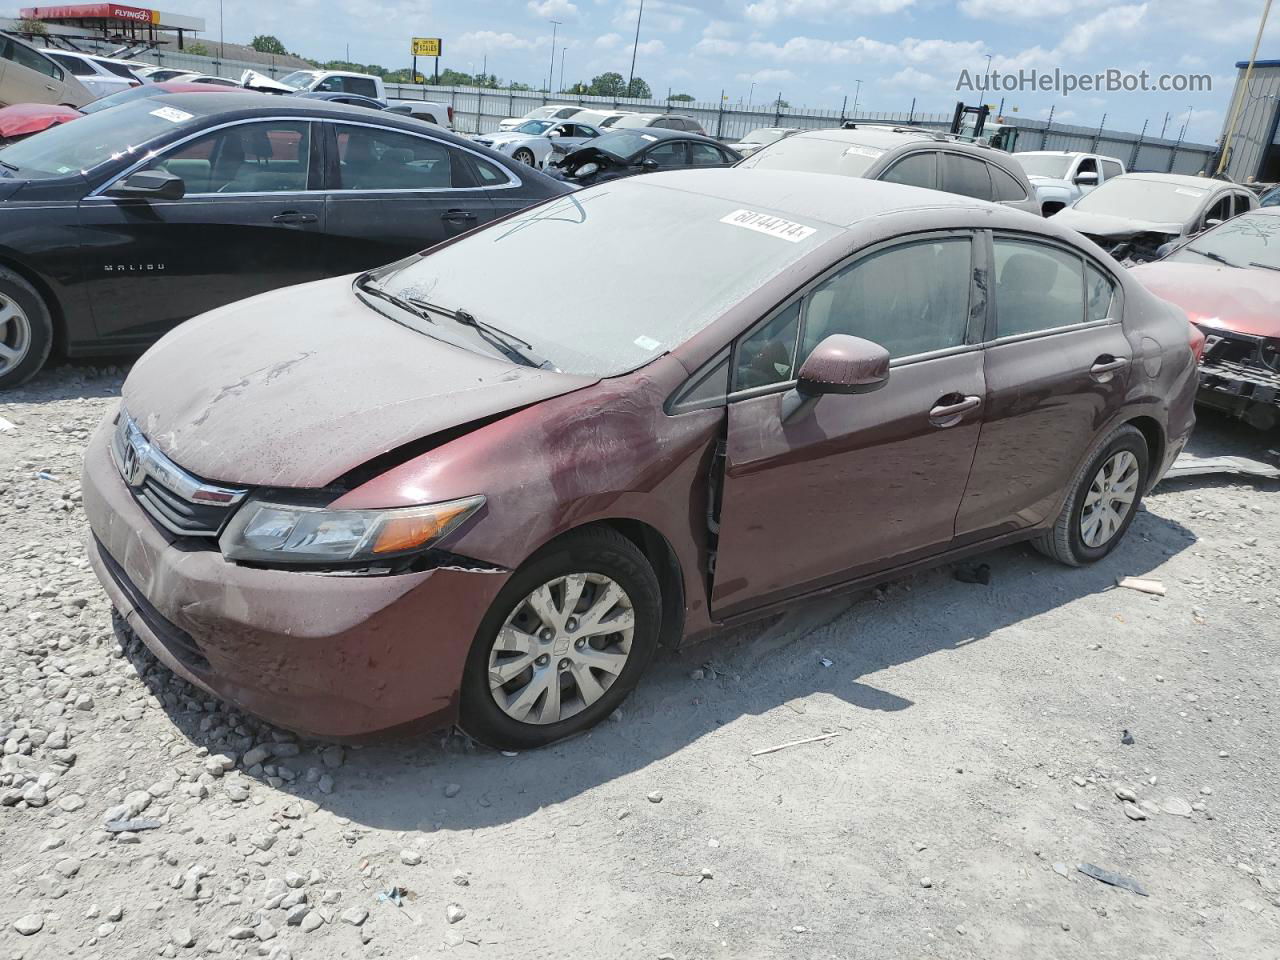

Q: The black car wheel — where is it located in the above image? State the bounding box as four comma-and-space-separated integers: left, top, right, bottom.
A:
513, 148, 536, 166
1035, 424, 1149, 566
0, 267, 54, 390
459, 527, 661, 750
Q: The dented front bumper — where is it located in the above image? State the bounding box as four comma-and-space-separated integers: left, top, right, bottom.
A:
80, 416, 507, 738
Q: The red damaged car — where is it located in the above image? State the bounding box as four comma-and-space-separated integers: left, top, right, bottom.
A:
82, 171, 1199, 749
1130, 207, 1280, 431
0, 81, 252, 143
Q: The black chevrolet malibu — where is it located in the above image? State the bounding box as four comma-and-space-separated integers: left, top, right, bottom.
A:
0, 92, 569, 388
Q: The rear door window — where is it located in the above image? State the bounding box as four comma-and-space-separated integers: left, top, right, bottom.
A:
645, 141, 688, 167
9, 41, 61, 79
989, 164, 1027, 201
335, 125, 464, 190
879, 152, 938, 190
689, 142, 727, 166
1085, 263, 1116, 321
943, 154, 994, 201
993, 238, 1087, 336
50, 53, 95, 76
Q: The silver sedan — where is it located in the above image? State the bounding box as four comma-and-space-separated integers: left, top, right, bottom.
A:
473, 119, 602, 169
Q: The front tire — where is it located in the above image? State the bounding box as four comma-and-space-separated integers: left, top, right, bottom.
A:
1035, 424, 1149, 566
512, 148, 536, 166
0, 267, 54, 390
459, 528, 661, 750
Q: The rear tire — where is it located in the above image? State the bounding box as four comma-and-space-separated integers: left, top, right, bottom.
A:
459, 528, 661, 750
0, 267, 54, 390
1034, 424, 1149, 566
513, 148, 536, 166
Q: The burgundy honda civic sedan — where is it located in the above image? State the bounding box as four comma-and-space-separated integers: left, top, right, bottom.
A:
82, 171, 1198, 749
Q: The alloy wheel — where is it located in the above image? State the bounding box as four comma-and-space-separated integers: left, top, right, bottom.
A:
488, 573, 635, 725
514, 149, 536, 166
1080, 450, 1140, 548
0, 294, 32, 377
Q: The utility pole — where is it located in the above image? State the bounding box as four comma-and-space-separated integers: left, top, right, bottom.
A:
218, 0, 224, 58
559, 47, 566, 94
547, 20, 561, 94
748, 81, 755, 107
627, 0, 645, 97
851, 78, 862, 117
1159, 111, 1170, 138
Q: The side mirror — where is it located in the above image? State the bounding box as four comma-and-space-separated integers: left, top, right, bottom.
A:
641, 157, 660, 170
105, 171, 185, 201
1074, 171, 1099, 185
547, 129, 561, 138
1203, 218, 1224, 229
781, 334, 890, 421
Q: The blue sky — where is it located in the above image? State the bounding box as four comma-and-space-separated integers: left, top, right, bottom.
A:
178, 0, 1278, 143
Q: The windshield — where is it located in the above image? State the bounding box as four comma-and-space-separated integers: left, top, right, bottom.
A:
586, 131, 662, 160
371, 183, 838, 376
277, 70, 318, 90
740, 128, 791, 146
512, 120, 553, 135
611, 114, 657, 129
80, 84, 161, 115
1166, 212, 1280, 270
737, 135, 882, 178
523, 107, 556, 119
1015, 154, 1074, 179
1073, 177, 1208, 222
0, 97, 208, 180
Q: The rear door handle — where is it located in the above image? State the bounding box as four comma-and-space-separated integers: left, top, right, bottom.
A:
271, 211, 317, 224
442, 209, 477, 222
929, 395, 982, 427
1090, 356, 1130, 381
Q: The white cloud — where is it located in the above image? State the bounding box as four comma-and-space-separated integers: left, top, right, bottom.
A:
456, 31, 548, 53
735, 68, 797, 85
744, 0, 916, 27
613, 0, 689, 33
741, 35, 984, 68
527, 0, 579, 17
886, 66, 935, 90
695, 37, 743, 56
636, 39, 667, 56
1057, 3, 1147, 56
959, 0, 1097, 18
595, 32, 623, 49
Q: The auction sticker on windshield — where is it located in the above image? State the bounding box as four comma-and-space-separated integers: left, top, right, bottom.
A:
720, 209, 818, 243
150, 106, 194, 124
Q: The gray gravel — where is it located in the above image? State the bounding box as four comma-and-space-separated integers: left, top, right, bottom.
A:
1, 363, 1278, 958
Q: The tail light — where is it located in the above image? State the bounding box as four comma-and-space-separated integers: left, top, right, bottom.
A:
1188, 322, 1206, 364
447, 106, 454, 125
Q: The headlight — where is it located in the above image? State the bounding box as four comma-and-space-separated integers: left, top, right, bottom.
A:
573, 162, 599, 177
219, 495, 484, 566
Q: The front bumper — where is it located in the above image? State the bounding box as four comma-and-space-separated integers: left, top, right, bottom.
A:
1196, 330, 1280, 428
81, 415, 507, 738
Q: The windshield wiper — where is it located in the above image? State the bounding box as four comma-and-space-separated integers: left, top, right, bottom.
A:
0, 159, 18, 172
402, 297, 557, 371
1185, 248, 1238, 268
1249, 260, 1280, 272
355, 275, 437, 324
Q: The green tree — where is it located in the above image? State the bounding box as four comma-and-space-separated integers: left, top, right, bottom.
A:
250, 34, 287, 55
509, 81, 534, 91
588, 71, 626, 96
626, 77, 652, 99
18, 17, 47, 35
187, 41, 209, 57
565, 81, 590, 95
669, 93, 694, 102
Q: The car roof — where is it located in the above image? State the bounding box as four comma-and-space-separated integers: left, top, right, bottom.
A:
792, 125, 1017, 159
600, 126, 720, 144
639, 168, 998, 229
1114, 172, 1232, 188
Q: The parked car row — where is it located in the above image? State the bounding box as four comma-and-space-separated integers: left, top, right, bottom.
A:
0, 74, 1229, 753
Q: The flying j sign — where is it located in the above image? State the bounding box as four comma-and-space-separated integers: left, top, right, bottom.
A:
20, 4, 162, 23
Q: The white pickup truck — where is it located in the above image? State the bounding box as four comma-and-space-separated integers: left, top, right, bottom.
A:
240, 69, 453, 129
1013, 150, 1126, 217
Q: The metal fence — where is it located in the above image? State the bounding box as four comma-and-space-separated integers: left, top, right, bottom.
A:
53, 40, 1220, 173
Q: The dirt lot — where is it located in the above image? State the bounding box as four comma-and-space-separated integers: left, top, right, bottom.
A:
2, 364, 1278, 960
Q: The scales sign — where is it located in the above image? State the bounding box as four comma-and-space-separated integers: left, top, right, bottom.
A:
411, 37, 441, 57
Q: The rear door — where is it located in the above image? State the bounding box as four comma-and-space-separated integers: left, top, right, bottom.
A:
641, 139, 691, 172
321, 121, 495, 272
1, 39, 66, 106
78, 118, 328, 343
711, 232, 987, 616
940, 152, 995, 202
954, 233, 1132, 541
688, 141, 736, 169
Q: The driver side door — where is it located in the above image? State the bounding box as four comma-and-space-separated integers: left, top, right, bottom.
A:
78, 119, 328, 345
710, 232, 987, 617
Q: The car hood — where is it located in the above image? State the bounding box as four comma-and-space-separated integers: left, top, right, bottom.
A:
1053, 208, 1182, 239
1026, 175, 1072, 191
122, 276, 598, 489
0, 103, 80, 138
1129, 261, 1280, 337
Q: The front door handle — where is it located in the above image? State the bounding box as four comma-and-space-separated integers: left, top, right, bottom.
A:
442, 209, 477, 222
45, 84, 57, 91
271, 211, 317, 224
1090, 355, 1130, 381
929, 394, 982, 427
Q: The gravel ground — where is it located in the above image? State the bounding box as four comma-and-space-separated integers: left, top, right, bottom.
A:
2, 364, 1278, 960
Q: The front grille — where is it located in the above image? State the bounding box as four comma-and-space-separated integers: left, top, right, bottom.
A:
138, 476, 235, 537
111, 412, 249, 539
1200, 330, 1280, 404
